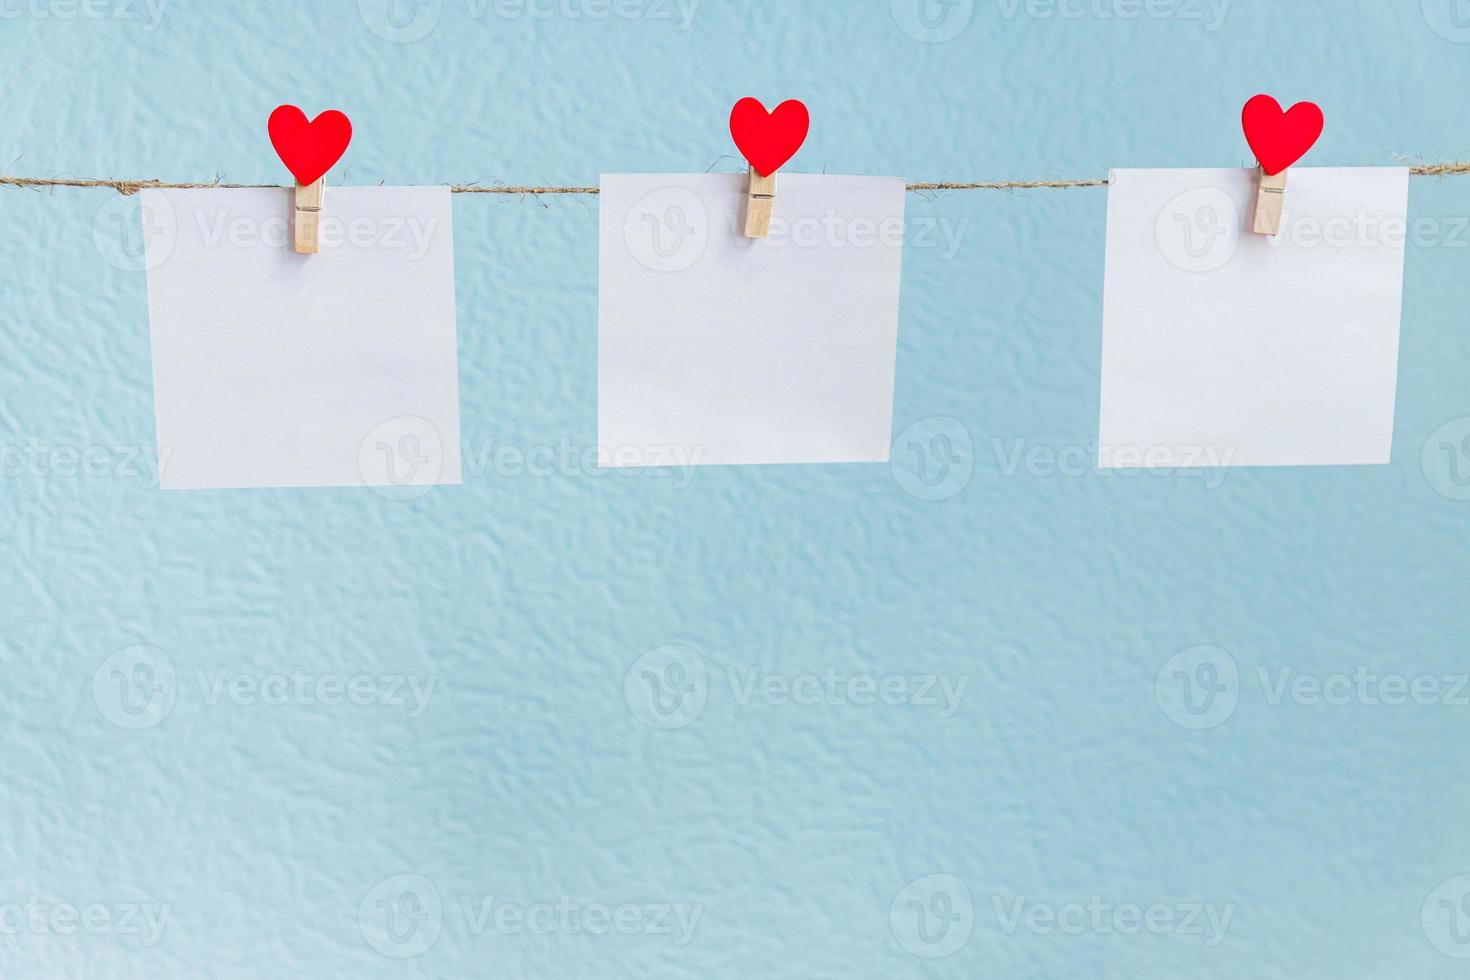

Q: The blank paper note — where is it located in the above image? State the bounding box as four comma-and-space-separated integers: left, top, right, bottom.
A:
598, 173, 906, 467
142, 186, 461, 491
1099, 168, 1409, 469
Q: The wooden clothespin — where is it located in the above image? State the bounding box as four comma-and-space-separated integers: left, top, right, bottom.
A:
294, 178, 325, 254
729, 97, 811, 240
267, 104, 354, 255
1241, 94, 1324, 237
1252, 169, 1288, 237
744, 171, 777, 238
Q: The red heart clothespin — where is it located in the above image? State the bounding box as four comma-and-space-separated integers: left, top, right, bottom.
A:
729, 98, 810, 238
1242, 94, 1323, 236
268, 105, 353, 254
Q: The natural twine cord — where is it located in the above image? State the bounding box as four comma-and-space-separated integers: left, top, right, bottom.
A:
2, 163, 1469, 197
0, 174, 1109, 196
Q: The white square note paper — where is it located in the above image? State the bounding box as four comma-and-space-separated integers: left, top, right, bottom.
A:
1100, 168, 1409, 468
599, 174, 906, 467
143, 186, 460, 491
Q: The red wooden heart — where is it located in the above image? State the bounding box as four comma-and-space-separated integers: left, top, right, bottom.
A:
268, 105, 353, 185
729, 98, 810, 177
1241, 94, 1323, 176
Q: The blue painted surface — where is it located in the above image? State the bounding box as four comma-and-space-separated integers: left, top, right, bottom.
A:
2, 1, 1470, 976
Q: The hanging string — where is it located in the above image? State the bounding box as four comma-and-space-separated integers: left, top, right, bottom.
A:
2, 163, 1468, 197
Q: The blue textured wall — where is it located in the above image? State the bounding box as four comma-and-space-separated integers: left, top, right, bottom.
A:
3, 1, 1470, 977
